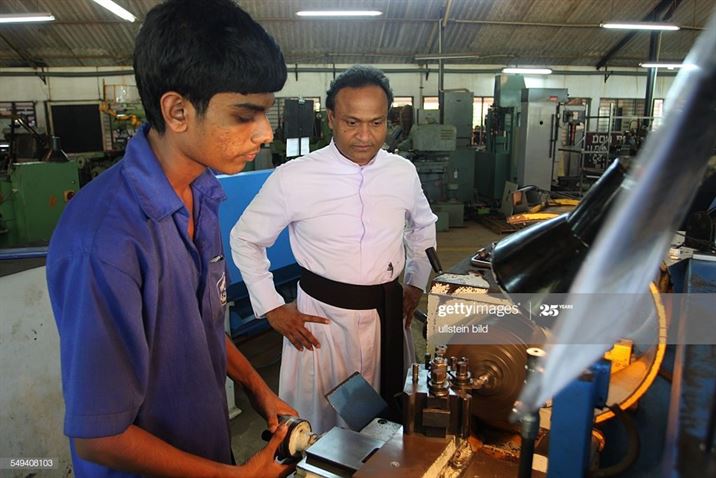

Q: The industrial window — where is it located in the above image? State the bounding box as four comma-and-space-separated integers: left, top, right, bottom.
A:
472, 96, 494, 129
267, 96, 321, 134
0, 102, 37, 128
103, 84, 140, 104
392, 96, 413, 107
0, 102, 39, 161
653, 98, 665, 129
597, 98, 646, 132
422, 96, 439, 110
597, 98, 664, 132
566, 97, 591, 112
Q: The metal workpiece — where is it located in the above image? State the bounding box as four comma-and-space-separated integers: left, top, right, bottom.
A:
472, 374, 489, 390
470, 361, 502, 394
411, 362, 420, 383
471, 371, 496, 391
424, 351, 431, 370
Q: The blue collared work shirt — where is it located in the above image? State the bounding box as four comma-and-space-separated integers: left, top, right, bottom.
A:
47, 124, 231, 477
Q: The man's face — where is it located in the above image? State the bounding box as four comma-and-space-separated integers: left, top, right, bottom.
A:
327, 85, 389, 165
184, 92, 275, 175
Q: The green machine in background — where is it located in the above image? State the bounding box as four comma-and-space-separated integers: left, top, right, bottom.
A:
0, 161, 80, 248
476, 74, 568, 204
0, 111, 82, 248
398, 91, 477, 229
443, 90, 477, 207
476, 74, 524, 203
407, 123, 458, 231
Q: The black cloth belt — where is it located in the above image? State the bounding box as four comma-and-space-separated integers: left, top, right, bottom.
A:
299, 267, 404, 421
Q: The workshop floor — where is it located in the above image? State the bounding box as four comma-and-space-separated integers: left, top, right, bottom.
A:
229, 220, 501, 463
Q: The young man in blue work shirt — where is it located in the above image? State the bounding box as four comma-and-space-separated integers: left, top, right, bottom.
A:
46, 1, 296, 476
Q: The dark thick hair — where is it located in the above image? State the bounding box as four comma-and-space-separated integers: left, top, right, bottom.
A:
325, 65, 393, 112
133, 0, 287, 133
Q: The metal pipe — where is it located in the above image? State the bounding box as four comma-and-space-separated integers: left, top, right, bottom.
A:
438, 18, 444, 124
644, 31, 662, 126
0, 67, 678, 78
0, 247, 48, 260
442, 0, 453, 28
452, 18, 703, 30
516, 348, 545, 478
251, 17, 705, 31
518, 413, 538, 478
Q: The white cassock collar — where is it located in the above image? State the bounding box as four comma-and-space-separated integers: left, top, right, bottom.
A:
329, 139, 383, 169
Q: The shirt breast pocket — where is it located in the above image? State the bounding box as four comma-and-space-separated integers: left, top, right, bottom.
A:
207, 256, 228, 325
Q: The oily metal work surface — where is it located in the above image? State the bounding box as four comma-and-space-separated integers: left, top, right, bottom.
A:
356, 431, 546, 478
355, 431, 454, 477
305, 427, 384, 472
462, 450, 547, 478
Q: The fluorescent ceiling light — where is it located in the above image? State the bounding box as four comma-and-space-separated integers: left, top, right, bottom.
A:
296, 10, 383, 17
91, 0, 136, 22
601, 22, 679, 31
0, 13, 55, 23
639, 62, 684, 69
502, 67, 552, 75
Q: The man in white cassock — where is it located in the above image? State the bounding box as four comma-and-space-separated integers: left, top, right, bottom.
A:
230, 65, 437, 433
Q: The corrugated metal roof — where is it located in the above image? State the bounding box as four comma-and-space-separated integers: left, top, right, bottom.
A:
0, 0, 712, 68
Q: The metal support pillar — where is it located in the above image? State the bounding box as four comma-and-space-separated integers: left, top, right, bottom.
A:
644, 32, 662, 127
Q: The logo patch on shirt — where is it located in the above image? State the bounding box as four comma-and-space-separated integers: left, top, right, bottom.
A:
217, 272, 227, 306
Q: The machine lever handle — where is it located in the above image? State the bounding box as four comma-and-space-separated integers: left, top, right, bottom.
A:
425, 247, 443, 274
